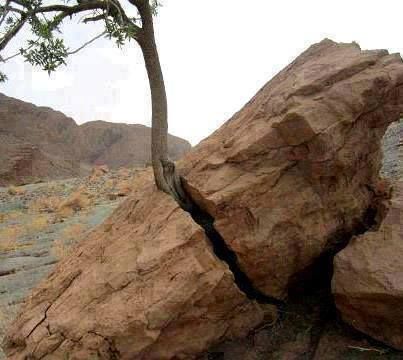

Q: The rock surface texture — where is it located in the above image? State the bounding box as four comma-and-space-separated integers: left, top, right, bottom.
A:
0, 167, 141, 360
0, 94, 191, 186
3, 39, 403, 359
381, 119, 403, 180
180, 39, 403, 299
333, 181, 403, 350
3, 173, 264, 359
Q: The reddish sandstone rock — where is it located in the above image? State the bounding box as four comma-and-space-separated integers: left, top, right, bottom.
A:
332, 181, 403, 350
180, 39, 403, 299
4, 39, 403, 359
3, 172, 264, 359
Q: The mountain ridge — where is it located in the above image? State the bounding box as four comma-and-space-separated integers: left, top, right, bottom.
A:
0, 93, 191, 186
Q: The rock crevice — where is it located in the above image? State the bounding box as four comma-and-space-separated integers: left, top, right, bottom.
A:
181, 181, 285, 307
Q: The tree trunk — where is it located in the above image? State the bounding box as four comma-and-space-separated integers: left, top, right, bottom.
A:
136, 2, 192, 210
138, 13, 170, 194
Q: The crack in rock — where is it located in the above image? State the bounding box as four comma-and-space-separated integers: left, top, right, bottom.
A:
178, 179, 285, 308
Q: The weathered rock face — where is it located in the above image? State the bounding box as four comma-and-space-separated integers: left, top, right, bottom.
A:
76, 121, 190, 169
0, 134, 81, 187
332, 181, 403, 350
0, 94, 191, 186
180, 39, 403, 299
4, 39, 403, 359
3, 172, 265, 359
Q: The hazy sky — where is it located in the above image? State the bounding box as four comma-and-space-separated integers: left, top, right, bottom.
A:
2, 0, 403, 145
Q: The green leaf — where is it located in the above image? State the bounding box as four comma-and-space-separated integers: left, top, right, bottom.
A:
21, 37, 68, 74
5, 17, 14, 25
0, 72, 8, 82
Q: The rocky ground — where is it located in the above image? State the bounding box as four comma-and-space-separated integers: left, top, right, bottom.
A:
0, 166, 143, 359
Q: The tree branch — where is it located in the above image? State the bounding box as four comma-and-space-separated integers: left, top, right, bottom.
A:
1, 28, 106, 62
0, 4, 24, 15
0, 1, 108, 54
67, 30, 106, 55
0, 0, 143, 70
83, 13, 104, 23
0, 39, 33, 62
36, 1, 106, 14
0, 14, 27, 51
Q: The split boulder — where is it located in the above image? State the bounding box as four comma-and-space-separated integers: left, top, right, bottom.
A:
4, 39, 403, 359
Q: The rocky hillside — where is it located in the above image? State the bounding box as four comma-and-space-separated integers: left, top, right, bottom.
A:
0, 93, 191, 186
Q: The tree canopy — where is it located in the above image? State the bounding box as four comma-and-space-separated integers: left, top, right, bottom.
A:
0, 0, 160, 80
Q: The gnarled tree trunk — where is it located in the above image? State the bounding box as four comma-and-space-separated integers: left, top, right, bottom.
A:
136, 1, 191, 210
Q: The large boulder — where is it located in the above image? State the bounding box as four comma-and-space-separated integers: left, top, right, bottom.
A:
180, 39, 403, 299
3, 173, 264, 359
332, 181, 403, 350
4, 39, 403, 359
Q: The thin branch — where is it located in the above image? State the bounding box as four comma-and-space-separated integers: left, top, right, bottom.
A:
67, 30, 106, 55
1, 46, 22, 61
0, 50, 19, 61
83, 13, 104, 23
0, 29, 105, 62
0, 14, 26, 51
33, 1, 106, 14
0, 37, 34, 62
0, 3, 105, 53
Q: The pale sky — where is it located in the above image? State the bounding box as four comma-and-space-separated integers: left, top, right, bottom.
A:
2, 0, 403, 145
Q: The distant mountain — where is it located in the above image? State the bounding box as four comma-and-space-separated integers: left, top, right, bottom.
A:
0, 93, 191, 186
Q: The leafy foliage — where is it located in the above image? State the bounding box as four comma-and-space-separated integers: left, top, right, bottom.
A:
104, 17, 137, 47
15, 14, 68, 74
30, 15, 58, 39
21, 37, 67, 74
2, 16, 18, 37
0, 0, 162, 81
